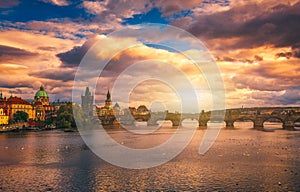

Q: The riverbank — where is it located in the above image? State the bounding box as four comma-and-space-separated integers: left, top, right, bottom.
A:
0, 126, 77, 133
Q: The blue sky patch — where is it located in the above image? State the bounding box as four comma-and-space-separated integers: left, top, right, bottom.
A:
0, 0, 86, 22
122, 8, 169, 25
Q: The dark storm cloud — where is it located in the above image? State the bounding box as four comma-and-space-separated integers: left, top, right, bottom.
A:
275, 52, 293, 59
56, 37, 97, 67
0, 45, 38, 61
273, 87, 300, 105
231, 58, 300, 93
254, 55, 263, 61
291, 44, 300, 58
250, 87, 300, 106
217, 56, 236, 62
216, 55, 263, 63
38, 46, 57, 51
56, 45, 89, 67
232, 75, 285, 92
187, 2, 300, 53
250, 65, 299, 82
294, 51, 300, 58
29, 68, 75, 82
0, 81, 34, 89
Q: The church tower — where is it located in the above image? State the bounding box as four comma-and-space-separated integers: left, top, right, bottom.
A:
104, 90, 112, 109
81, 87, 94, 115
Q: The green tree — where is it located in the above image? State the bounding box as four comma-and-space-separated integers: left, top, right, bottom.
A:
55, 102, 92, 129
56, 102, 77, 128
13, 111, 29, 122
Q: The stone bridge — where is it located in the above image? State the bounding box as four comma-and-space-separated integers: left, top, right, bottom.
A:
99, 107, 300, 130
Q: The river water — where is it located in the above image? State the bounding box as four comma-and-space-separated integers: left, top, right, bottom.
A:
0, 123, 299, 191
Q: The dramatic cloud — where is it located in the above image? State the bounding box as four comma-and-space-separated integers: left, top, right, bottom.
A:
82, 0, 151, 30
0, 45, 38, 62
29, 68, 76, 82
250, 87, 300, 106
83, 0, 150, 17
155, 0, 204, 15
0, 64, 29, 75
275, 52, 293, 59
185, 1, 300, 52
41, 0, 70, 6
82, 1, 108, 15
37, 46, 57, 51
272, 87, 300, 105
216, 55, 263, 63
232, 58, 300, 88
57, 36, 99, 67
57, 44, 89, 67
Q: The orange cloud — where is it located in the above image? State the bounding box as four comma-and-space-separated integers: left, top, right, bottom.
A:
41, 0, 69, 6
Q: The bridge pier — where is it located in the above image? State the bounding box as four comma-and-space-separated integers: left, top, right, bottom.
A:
198, 120, 208, 127
225, 120, 234, 129
254, 117, 264, 130
254, 125, 264, 130
283, 118, 295, 130
172, 120, 180, 127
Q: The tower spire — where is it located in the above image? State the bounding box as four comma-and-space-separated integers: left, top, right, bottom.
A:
106, 89, 111, 102
85, 86, 91, 96
104, 89, 112, 109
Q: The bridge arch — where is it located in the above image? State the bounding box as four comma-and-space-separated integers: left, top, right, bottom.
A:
232, 118, 255, 129
181, 118, 199, 128
146, 116, 176, 127
263, 116, 284, 130
155, 119, 173, 127
208, 120, 226, 128
294, 118, 300, 130
294, 117, 300, 123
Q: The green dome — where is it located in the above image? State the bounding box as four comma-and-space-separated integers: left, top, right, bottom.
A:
35, 86, 48, 98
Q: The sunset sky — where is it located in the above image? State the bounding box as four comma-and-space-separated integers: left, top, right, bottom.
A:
0, 0, 299, 111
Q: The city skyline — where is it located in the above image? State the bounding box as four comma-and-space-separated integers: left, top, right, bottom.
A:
0, 0, 299, 112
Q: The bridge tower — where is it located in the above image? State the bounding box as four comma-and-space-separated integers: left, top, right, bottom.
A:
81, 87, 94, 115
